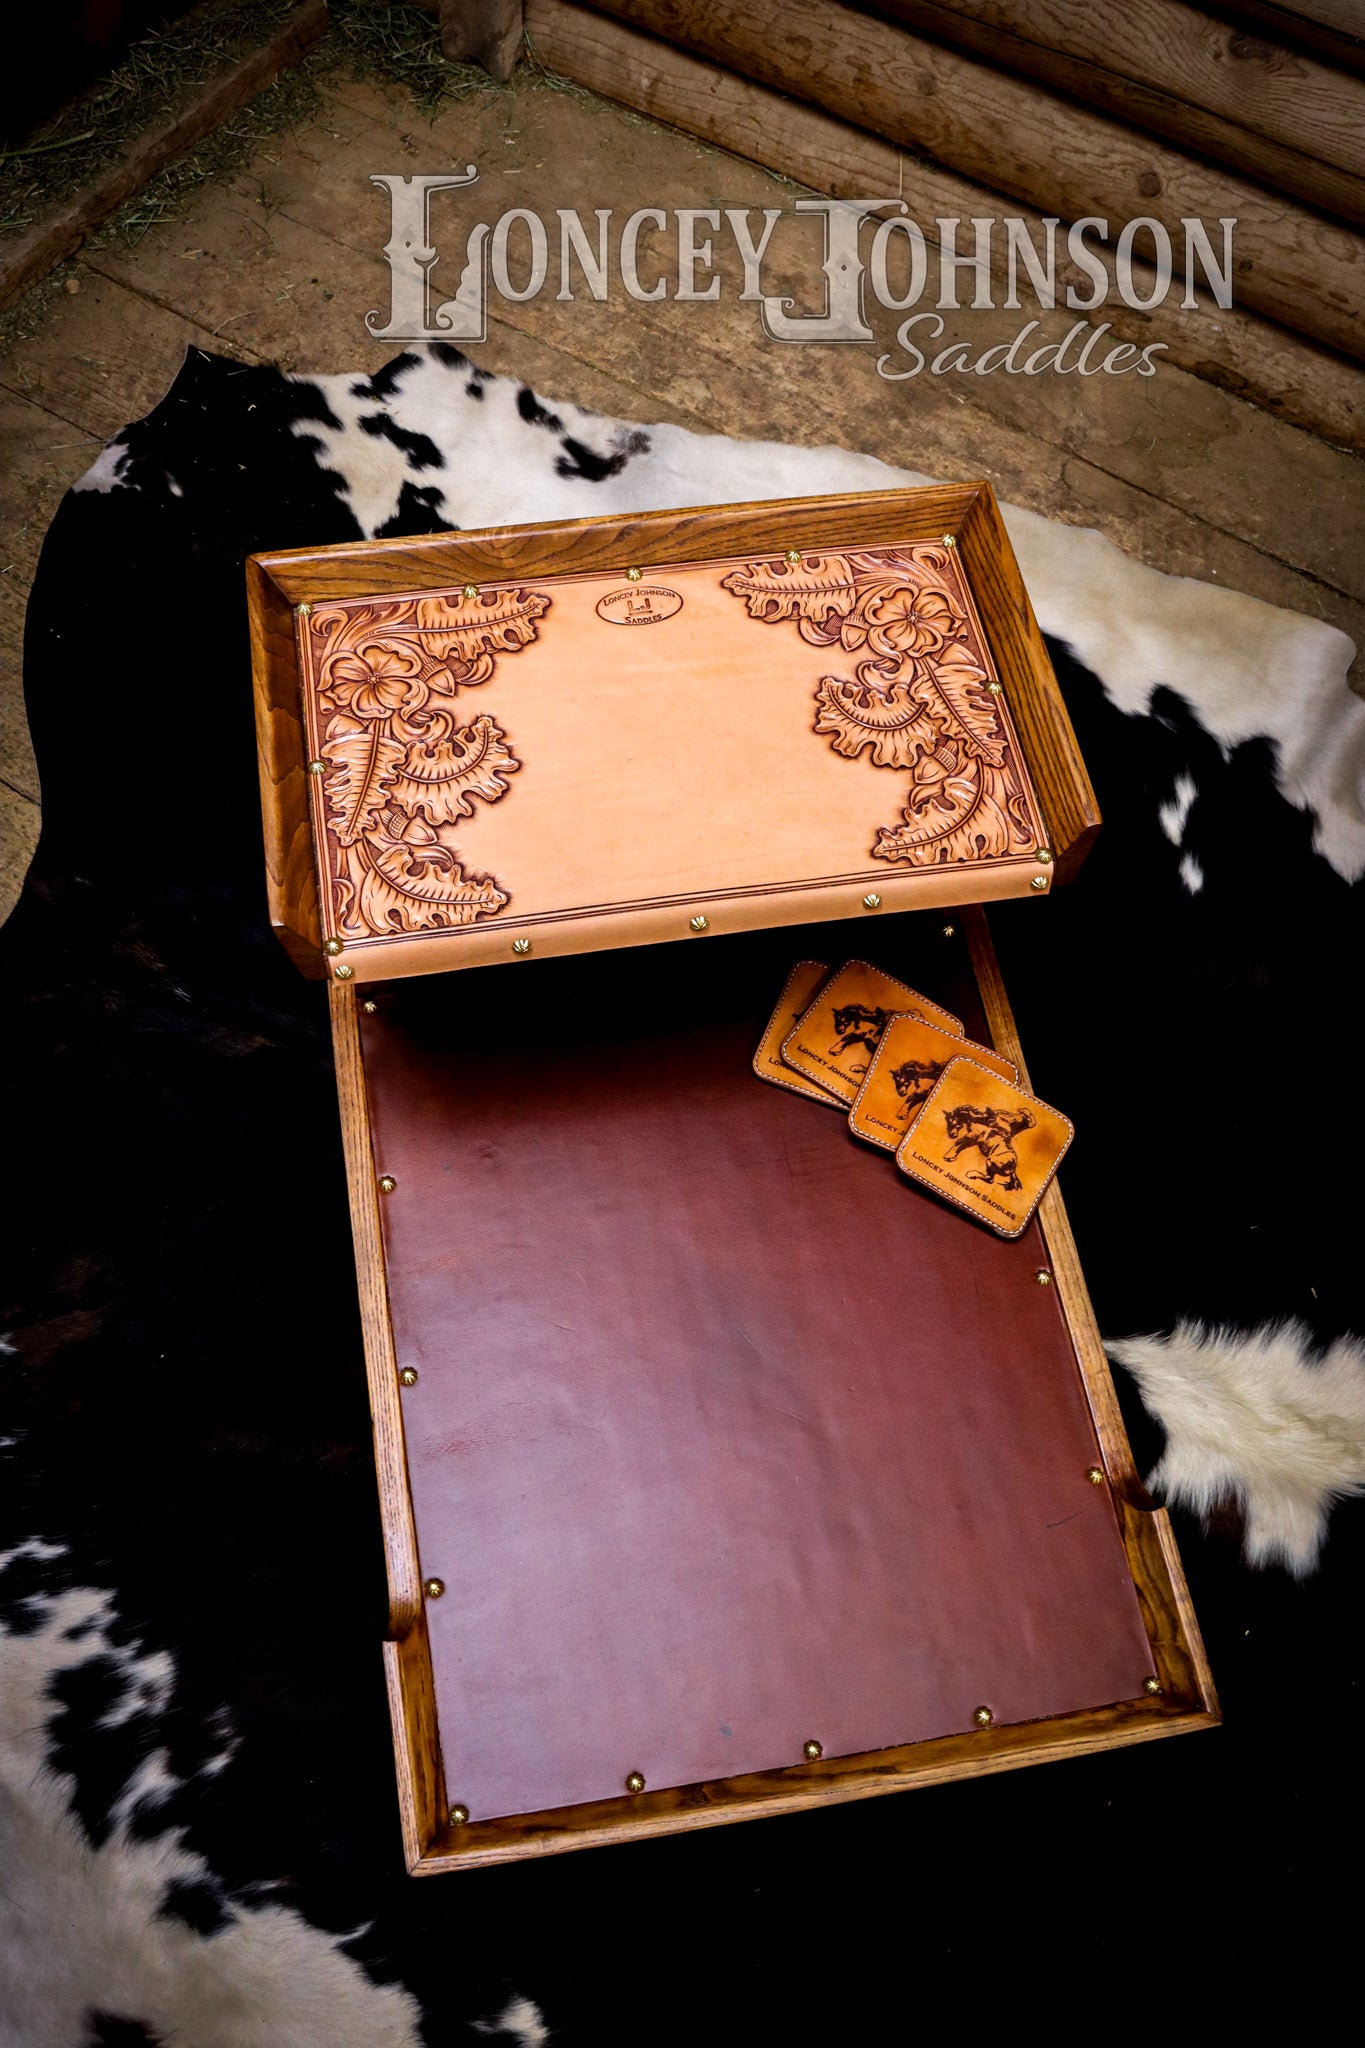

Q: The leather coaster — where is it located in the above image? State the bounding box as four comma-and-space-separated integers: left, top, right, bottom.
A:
849, 1016, 1017, 1152
752, 960, 843, 1105
782, 960, 963, 1106
896, 1056, 1073, 1238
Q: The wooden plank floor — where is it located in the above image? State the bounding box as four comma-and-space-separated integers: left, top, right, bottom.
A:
2, 63, 1362, 915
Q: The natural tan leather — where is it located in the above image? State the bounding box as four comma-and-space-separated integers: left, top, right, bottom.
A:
295, 539, 1053, 980
752, 960, 842, 1104
782, 959, 962, 1105
897, 1056, 1074, 1238
849, 1014, 1017, 1152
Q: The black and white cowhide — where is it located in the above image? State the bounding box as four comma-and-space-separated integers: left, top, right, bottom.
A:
3, 343, 1362, 2040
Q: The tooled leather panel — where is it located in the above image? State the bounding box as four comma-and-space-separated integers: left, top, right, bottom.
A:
359, 919, 1151, 1823
298, 543, 1049, 962
720, 541, 1037, 867
301, 588, 546, 941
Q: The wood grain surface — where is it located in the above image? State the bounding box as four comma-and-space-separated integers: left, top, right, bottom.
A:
884, 0, 1365, 170
408, 1694, 1217, 1871
439, 0, 524, 80
956, 486, 1098, 879
0, 0, 328, 315
586, 0, 1365, 359
1222, 0, 1365, 74
329, 980, 423, 1634
383, 1626, 447, 1871
336, 977, 451, 1855
1273, 0, 1365, 32
874, 0, 1365, 222
965, 902, 1218, 1716
247, 555, 323, 970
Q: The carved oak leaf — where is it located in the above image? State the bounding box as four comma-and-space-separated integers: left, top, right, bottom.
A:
909, 645, 1007, 766
846, 545, 948, 580
357, 864, 509, 931
413, 588, 550, 664
873, 763, 1022, 866
813, 674, 929, 770
325, 725, 407, 846
719, 555, 855, 632
310, 601, 387, 647
359, 816, 509, 929
389, 714, 520, 826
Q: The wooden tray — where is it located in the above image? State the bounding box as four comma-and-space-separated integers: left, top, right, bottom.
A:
248, 486, 1098, 982
247, 489, 1215, 1874
329, 907, 1215, 1874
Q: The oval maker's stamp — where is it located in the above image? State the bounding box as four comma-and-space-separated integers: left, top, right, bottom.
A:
595, 584, 683, 626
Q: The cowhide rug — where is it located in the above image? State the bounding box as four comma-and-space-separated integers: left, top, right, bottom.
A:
2, 343, 1362, 2042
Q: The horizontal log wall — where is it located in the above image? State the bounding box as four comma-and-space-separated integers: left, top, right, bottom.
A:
872, 0, 1365, 226
1218, 2, 1365, 76
578, 0, 1362, 362
526, 0, 1364, 447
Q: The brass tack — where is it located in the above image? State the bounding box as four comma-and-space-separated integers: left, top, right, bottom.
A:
398, 1367, 418, 1387
626, 566, 643, 581
785, 549, 802, 565
1031, 877, 1049, 890
362, 1000, 378, 1015
323, 938, 343, 957
988, 681, 1004, 696
625, 1770, 645, 1794
942, 534, 956, 548
463, 583, 479, 600
1036, 849, 1053, 865
307, 758, 326, 776
450, 1803, 469, 1825
1143, 1676, 1162, 1696
424, 1578, 445, 1599
333, 964, 354, 980
690, 914, 709, 933
1086, 1466, 1105, 1486
862, 892, 882, 910
802, 1739, 823, 1762
511, 938, 532, 956
941, 923, 956, 938
295, 602, 312, 617
378, 1175, 397, 1194
1035, 1269, 1052, 1286
972, 1705, 993, 1727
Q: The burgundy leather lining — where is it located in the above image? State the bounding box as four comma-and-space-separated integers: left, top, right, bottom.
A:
360, 917, 1152, 1822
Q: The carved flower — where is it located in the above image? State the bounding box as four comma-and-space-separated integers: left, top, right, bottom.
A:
327, 638, 428, 719
842, 583, 962, 662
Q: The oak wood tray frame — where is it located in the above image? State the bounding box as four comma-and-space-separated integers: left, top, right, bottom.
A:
248, 485, 1099, 980
247, 488, 1217, 1876
327, 910, 1216, 1875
